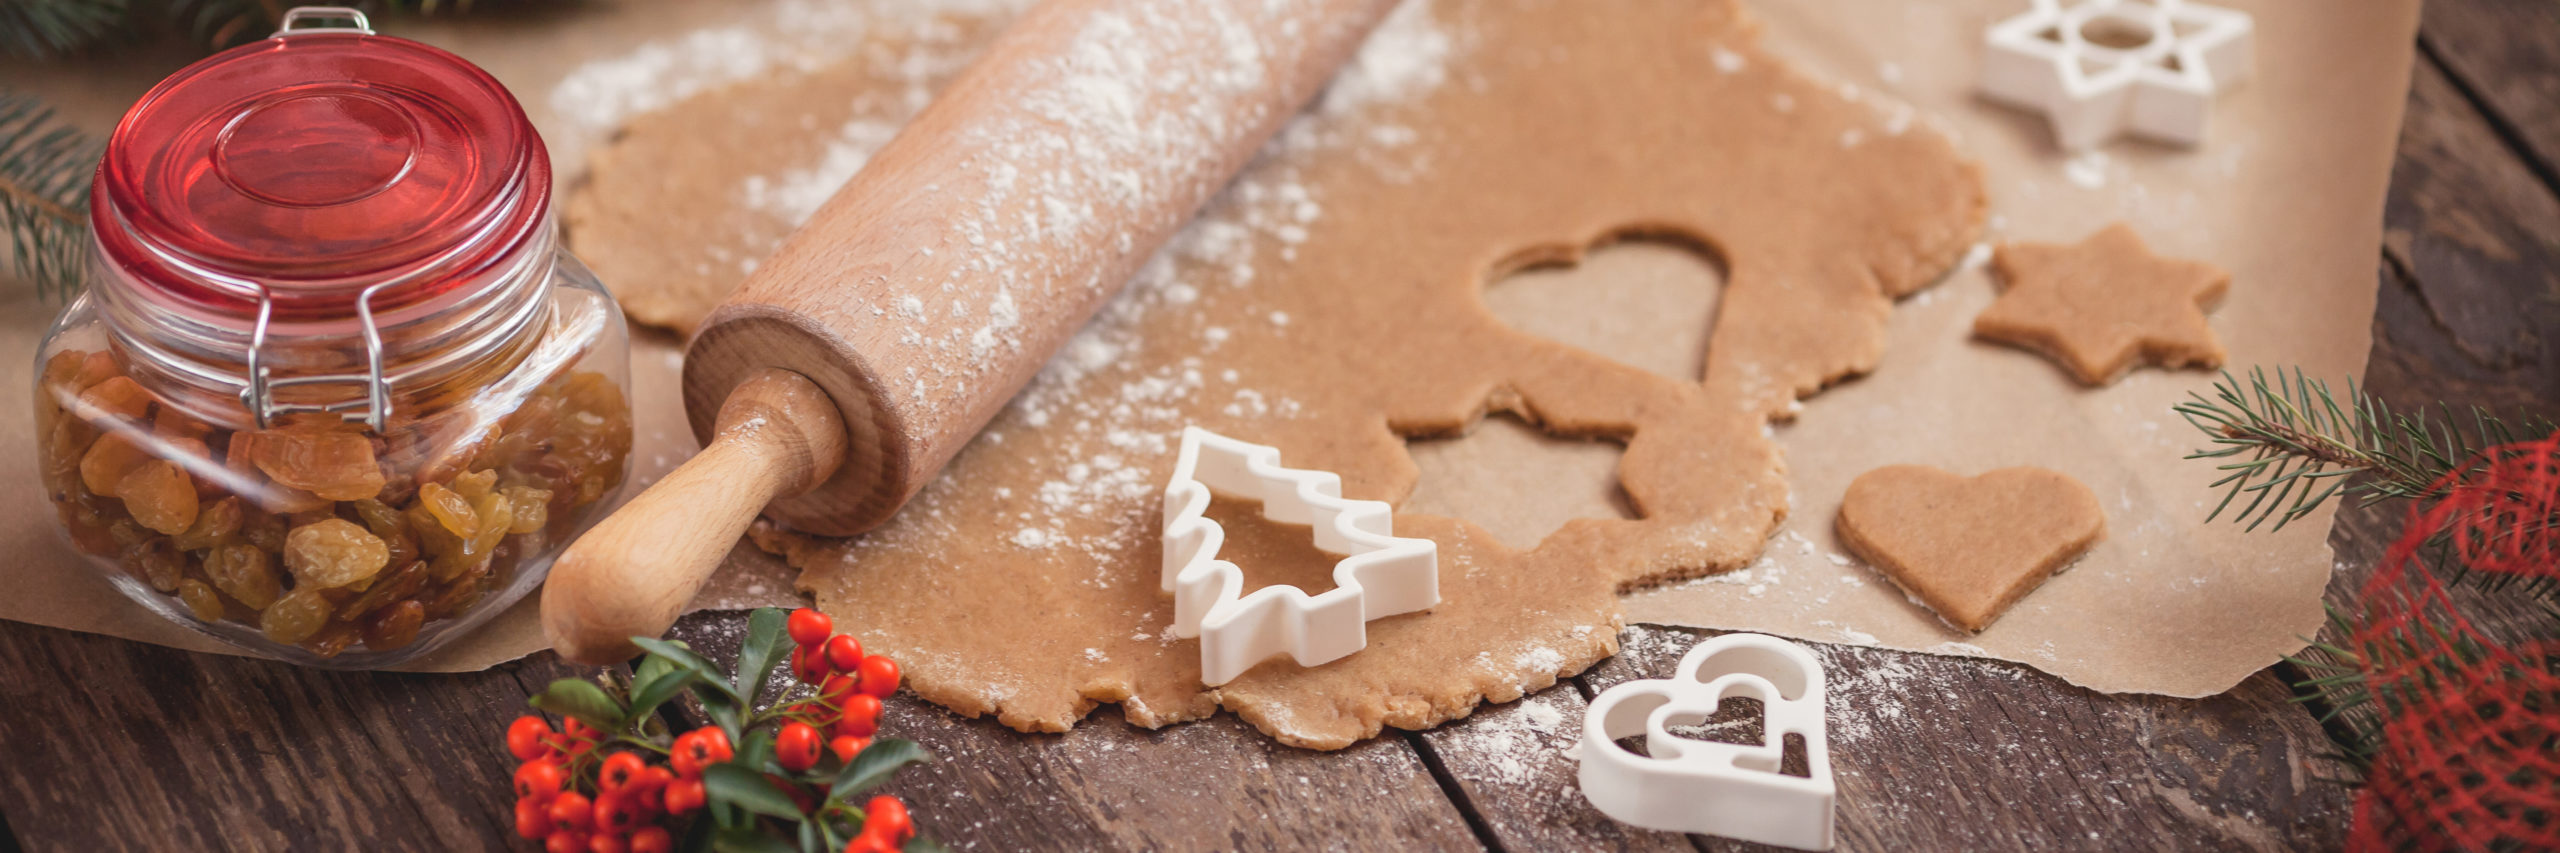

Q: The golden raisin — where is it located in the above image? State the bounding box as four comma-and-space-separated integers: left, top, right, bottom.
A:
204, 542, 282, 609
240, 507, 288, 553
243, 424, 387, 502
79, 431, 153, 496
173, 496, 243, 552
283, 519, 391, 589
361, 600, 425, 651
115, 460, 199, 536
418, 481, 477, 540
259, 588, 329, 645
466, 489, 512, 557
503, 486, 552, 534
121, 539, 185, 593
72, 376, 153, 426
177, 579, 225, 622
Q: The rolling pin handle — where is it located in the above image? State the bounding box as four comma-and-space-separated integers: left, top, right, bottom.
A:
540, 369, 848, 665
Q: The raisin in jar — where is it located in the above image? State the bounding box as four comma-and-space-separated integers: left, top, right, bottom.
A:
31, 8, 632, 667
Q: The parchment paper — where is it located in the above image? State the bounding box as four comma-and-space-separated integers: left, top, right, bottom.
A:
0, 0, 2417, 690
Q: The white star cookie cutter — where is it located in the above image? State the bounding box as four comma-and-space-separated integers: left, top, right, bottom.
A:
1580, 633, 1836, 851
1978, 0, 2255, 150
1160, 427, 1439, 686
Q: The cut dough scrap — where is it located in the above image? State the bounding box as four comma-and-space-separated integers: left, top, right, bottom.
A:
1973, 223, 2231, 386
1835, 465, 2105, 633
693, 0, 1985, 749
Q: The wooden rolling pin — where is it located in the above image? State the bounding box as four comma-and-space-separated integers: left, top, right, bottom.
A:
543, 0, 1398, 665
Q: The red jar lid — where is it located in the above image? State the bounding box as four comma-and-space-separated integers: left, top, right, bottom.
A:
93, 22, 549, 322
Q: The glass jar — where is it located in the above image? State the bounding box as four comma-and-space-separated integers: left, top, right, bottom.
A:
31, 8, 633, 668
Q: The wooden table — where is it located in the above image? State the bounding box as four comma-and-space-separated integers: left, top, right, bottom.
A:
2, 3, 2554, 850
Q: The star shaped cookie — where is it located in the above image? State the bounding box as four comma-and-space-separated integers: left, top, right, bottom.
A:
1974, 223, 2229, 386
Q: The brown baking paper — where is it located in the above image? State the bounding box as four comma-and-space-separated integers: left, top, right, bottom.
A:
0, 0, 2415, 691
1618, 0, 2418, 696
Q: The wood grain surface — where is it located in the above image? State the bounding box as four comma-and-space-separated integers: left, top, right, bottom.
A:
0, 3, 2553, 850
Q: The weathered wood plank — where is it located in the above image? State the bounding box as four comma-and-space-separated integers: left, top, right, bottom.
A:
1583, 625, 2354, 853
1408, 685, 1697, 852
2420, 0, 2560, 190
2374, 61, 2560, 410
661, 612, 1487, 852
0, 620, 586, 852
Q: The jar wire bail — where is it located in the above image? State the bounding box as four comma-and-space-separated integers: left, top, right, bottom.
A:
273, 6, 373, 37
238, 5, 393, 431
240, 280, 396, 431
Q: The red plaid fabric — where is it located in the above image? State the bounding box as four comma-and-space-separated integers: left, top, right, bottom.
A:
2347, 434, 2560, 851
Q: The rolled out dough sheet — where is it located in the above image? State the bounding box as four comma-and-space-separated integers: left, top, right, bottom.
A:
0, 0, 2413, 712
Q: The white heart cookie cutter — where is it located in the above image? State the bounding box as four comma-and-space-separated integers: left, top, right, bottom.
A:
1580, 633, 1836, 851
1978, 0, 2254, 150
1160, 427, 1439, 686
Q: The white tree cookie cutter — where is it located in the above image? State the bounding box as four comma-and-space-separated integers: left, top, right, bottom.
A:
1977, 0, 2255, 150
1580, 633, 1836, 851
1160, 427, 1439, 686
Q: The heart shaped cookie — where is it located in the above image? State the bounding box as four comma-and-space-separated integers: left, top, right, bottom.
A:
1835, 465, 2105, 632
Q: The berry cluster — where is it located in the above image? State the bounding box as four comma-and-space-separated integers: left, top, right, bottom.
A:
501, 607, 927, 852
783, 607, 903, 775
508, 716, 680, 853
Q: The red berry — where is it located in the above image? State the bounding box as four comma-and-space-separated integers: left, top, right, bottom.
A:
843, 837, 892, 853
824, 635, 865, 672
865, 794, 916, 843
792, 645, 831, 683
637, 766, 675, 798
596, 752, 647, 795
670, 728, 731, 778
819, 672, 859, 708
775, 721, 824, 773
515, 795, 554, 839
545, 830, 588, 853
594, 792, 645, 835
588, 834, 628, 853
836, 694, 882, 738
629, 827, 675, 853
829, 735, 870, 764
547, 791, 594, 833
509, 716, 557, 762
662, 778, 706, 815
856, 655, 901, 699
788, 608, 834, 648
514, 760, 567, 802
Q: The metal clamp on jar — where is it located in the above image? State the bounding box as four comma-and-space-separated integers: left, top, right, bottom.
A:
32, 7, 632, 667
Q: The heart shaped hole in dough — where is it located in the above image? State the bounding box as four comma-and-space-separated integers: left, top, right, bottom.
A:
1480, 233, 1726, 383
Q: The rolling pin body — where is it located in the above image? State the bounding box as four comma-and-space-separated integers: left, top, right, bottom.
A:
687, 0, 1398, 536
545, 0, 1397, 664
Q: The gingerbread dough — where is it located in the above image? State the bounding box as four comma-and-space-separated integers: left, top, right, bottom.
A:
600, 0, 1984, 748
1974, 223, 2231, 386
565, 12, 1011, 334
1835, 465, 2105, 633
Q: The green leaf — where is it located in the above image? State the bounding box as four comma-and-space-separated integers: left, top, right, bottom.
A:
797, 818, 821, 853
635, 636, 744, 703
903, 838, 954, 853
735, 608, 792, 706
638, 649, 680, 688
624, 668, 700, 729
830, 738, 930, 801
710, 828, 799, 853
703, 763, 805, 820
528, 678, 627, 732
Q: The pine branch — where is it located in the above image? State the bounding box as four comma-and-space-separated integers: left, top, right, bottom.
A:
2176, 366, 2557, 532
0, 89, 102, 301
0, 0, 129, 59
